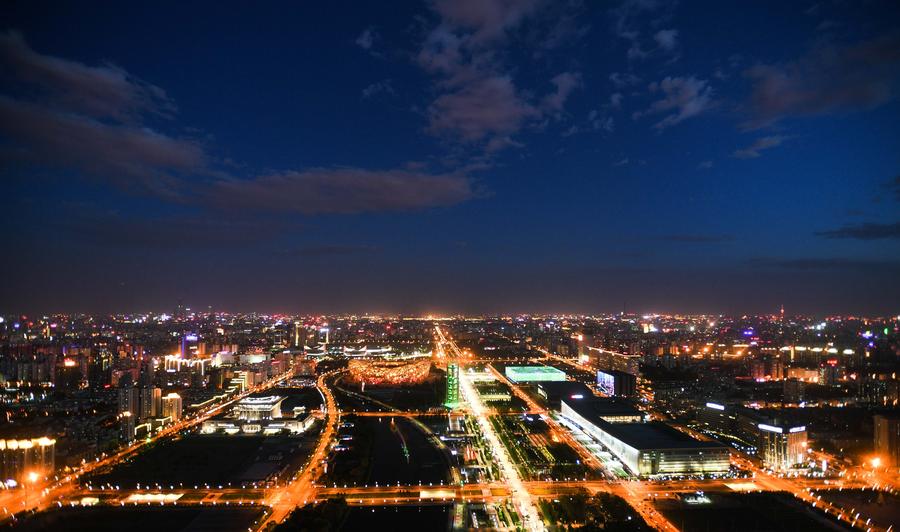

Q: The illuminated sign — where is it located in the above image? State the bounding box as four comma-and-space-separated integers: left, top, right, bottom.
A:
758, 423, 783, 434
789, 426, 806, 433
570, 394, 584, 399
597, 370, 615, 394
706, 402, 725, 411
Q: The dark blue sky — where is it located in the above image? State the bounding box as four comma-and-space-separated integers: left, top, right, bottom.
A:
2, 1, 899, 315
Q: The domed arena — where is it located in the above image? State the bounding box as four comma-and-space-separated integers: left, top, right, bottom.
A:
347, 357, 433, 385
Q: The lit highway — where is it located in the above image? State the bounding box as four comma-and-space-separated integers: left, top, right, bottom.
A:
486, 359, 677, 531
259, 368, 342, 528
436, 326, 546, 532
0, 368, 295, 523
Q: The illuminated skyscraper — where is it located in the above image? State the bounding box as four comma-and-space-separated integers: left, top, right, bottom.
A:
445, 363, 459, 407
117, 384, 139, 416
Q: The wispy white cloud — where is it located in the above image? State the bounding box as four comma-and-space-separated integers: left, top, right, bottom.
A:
733, 135, 788, 158
638, 76, 715, 130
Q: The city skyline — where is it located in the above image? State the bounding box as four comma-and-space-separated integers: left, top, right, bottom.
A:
2, 1, 899, 315
1, 312, 897, 531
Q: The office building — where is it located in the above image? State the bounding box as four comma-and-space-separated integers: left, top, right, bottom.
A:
755, 421, 808, 471
699, 403, 807, 471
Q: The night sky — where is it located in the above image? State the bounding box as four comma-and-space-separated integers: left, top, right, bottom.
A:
2, 1, 899, 316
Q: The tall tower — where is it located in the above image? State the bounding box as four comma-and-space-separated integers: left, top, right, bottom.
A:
779, 304, 786, 347
445, 363, 459, 408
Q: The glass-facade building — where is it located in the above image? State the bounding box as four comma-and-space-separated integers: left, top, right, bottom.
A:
445, 363, 459, 407
561, 396, 730, 477
697, 402, 807, 471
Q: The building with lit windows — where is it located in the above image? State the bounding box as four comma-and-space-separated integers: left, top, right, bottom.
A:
583, 347, 640, 376
162, 393, 183, 422
445, 363, 459, 407
201, 395, 313, 435
201, 414, 314, 435
235, 395, 285, 421
697, 402, 807, 471
756, 421, 807, 471
118, 411, 136, 443
561, 396, 729, 477
139, 386, 162, 419
164, 355, 207, 375
117, 385, 139, 416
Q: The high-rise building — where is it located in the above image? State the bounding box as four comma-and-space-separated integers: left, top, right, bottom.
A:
162, 393, 183, 422
445, 363, 459, 407
138, 359, 154, 387
293, 321, 308, 348
698, 403, 807, 470
174, 300, 187, 320
118, 412, 135, 443
734, 408, 807, 471
873, 412, 900, 468
757, 423, 807, 471
87, 350, 112, 388
181, 333, 201, 358
139, 386, 162, 419
117, 385, 139, 416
